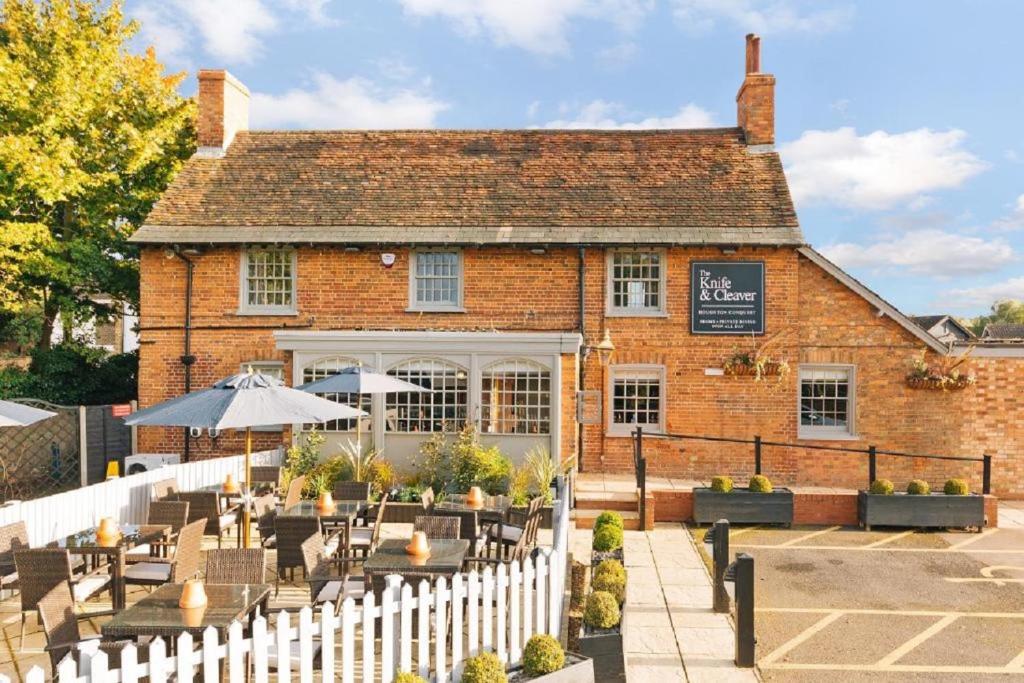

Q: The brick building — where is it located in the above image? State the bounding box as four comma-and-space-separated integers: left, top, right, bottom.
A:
132, 36, 1024, 498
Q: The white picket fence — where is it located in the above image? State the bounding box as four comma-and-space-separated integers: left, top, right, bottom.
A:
0, 449, 282, 547
12, 480, 572, 683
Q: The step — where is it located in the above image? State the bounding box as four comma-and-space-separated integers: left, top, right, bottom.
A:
575, 491, 638, 512
575, 508, 641, 530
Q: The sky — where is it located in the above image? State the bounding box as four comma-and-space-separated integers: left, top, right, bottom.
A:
124, 0, 1024, 317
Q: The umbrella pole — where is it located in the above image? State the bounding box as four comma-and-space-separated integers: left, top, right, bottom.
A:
243, 426, 252, 548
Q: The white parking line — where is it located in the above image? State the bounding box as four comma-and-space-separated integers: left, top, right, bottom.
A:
734, 543, 1024, 554
863, 529, 916, 548
876, 614, 958, 665
758, 611, 844, 666
760, 662, 1024, 674
776, 526, 841, 547
760, 607, 1024, 618
947, 527, 999, 550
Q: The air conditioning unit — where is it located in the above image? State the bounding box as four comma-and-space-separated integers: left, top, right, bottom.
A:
124, 453, 181, 476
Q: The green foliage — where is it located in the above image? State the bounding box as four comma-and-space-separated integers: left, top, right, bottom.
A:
944, 478, 970, 496
394, 673, 427, 683
522, 634, 565, 677
415, 423, 512, 495
594, 511, 624, 531
593, 524, 623, 552
460, 651, 507, 683
414, 429, 455, 494
711, 476, 734, 493
583, 591, 620, 630
392, 485, 423, 503
869, 479, 895, 495
968, 299, 1024, 336
0, 0, 195, 345
0, 343, 136, 404
508, 465, 532, 506
367, 459, 396, 497
524, 445, 574, 505
307, 471, 331, 496
748, 475, 773, 493
285, 429, 324, 480
338, 439, 379, 483
907, 479, 931, 495
592, 559, 626, 604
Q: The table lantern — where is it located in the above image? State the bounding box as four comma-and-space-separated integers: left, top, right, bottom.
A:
406, 530, 430, 556
316, 491, 335, 511
179, 579, 208, 609
223, 473, 240, 494
96, 517, 120, 544
467, 486, 484, 509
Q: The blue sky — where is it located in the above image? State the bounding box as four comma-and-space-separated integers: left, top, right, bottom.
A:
126, 0, 1024, 317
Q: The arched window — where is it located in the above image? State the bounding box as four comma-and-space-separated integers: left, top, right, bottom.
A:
301, 357, 370, 432
386, 359, 468, 433
481, 360, 551, 435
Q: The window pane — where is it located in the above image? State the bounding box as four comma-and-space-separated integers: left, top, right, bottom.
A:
387, 359, 468, 432
246, 248, 294, 309
301, 357, 369, 432
415, 252, 460, 306
799, 368, 851, 433
481, 360, 551, 435
612, 252, 661, 311
611, 371, 662, 429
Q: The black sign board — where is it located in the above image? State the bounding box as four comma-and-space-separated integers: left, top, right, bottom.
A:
691, 261, 765, 335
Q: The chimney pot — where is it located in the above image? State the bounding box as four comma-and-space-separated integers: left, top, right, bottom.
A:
197, 69, 250, 153
737, 34, 774, 146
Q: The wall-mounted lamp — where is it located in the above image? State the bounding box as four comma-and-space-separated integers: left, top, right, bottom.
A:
344, 246, 361, 253
720, 245, 739, 255
594, 329, 615, 366
529, 247, 547, 255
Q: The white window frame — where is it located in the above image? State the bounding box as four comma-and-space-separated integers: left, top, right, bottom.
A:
481, 359, 552, 436
241, 361, 285, 431
386, 357, 469, 433
797, 364, 857, 440
408, 249, 465, 312
301, 356, 370, 433
607, 364, 666, 436
239, 246, 297, 315
606, 249, 668, 317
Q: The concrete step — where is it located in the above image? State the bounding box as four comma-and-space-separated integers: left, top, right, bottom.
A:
575, 490, 638, 512
575, 508, 641, 530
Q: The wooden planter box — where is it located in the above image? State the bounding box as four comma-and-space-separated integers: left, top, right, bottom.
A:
508, 653, 595, 682
858, 491, 985, 531
510, 503, 555, 529
577, 612, 625, 682
591, 546, 624, 568
906, 376, 973, 390
692, 487, 794, 526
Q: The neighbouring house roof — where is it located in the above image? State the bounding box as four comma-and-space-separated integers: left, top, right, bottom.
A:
982, 323, 1024, 339
131, 128, 802, 245
910, 315, 975, 340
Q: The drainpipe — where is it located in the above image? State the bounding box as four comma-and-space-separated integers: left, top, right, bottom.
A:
173, 247, 199, 462
577, 246, 586, 473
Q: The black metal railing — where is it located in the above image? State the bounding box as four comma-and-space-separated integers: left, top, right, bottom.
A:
632, 427, 648, 528
632, 428, 993, 495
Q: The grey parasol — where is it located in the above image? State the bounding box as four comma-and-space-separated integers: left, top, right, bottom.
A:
125, 369, 365, 546
0, 399, 57, 428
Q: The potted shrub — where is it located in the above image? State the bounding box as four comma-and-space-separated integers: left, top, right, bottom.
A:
591, 560, 626, 604
374, 484, 426, 523
692, 474, 794, 526
577, 592, 625, 682
462, 652, 507, 683
591, 513, 624, 565
858, 477, 985, 531
508, 634, 595, 682
395, 673, 427, 683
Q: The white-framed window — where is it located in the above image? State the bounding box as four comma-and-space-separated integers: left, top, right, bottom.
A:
607, 250, 666, 316
242, 361, 285, 431
481, 360, 551, 435
301, 357, 370, 432
240, 246, 296, 314
387, 358, 468, 432
798, 365, 856, 439
409, 250, 463, 311
608, 365, 664, 435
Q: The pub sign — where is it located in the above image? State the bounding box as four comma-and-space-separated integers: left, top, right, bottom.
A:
690, 261, 765, 334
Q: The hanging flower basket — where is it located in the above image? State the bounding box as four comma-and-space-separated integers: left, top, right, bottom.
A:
724, 361, 784, 377
906, 375, 974, 391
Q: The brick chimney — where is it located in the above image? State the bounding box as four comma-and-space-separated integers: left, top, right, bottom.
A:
736, 34, 775, 147
197, 70, 250, 154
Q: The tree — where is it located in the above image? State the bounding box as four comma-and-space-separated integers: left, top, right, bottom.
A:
0, 0, 195, 348
966, 300, 1024, 336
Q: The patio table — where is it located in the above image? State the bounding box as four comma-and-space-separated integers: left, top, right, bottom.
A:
363, 538, 470, 580
278, 500, 366, 554
195, 481, 248, 503
435, 494, 513, 556
55, 523, 170, 611
102, 582, 271, 641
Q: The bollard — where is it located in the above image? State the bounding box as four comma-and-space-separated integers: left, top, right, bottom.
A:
733, 553, 756, 667
710, 519, 730, 613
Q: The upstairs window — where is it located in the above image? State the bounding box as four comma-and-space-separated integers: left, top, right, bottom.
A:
609, 365, 664, 435
481, 360, 551, 435
799, 366, 855, 439
608, 250, 665, 315
241, 247, 296, 314
410, 250, 463, 311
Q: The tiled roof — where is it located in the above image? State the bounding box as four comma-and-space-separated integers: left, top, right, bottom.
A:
910, 315, 947, 330
983, 323, 1024, 339
133, 128, 802, 245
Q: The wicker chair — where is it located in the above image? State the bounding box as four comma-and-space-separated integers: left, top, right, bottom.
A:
176, 491, 241, 548
253, 494, 278, 548
434, 509, 488, 554
124, 518, 205, 588
420, 487, 435, 514
205, 548, 267, 584
151, 478, 178, 501
0, 520, 30, 597
14, 549, 111, 650
126, 500, 190, 564
349, 494, 388, 558
300, 533, 365, 609
413, 515, 459, 540
332, 481, 370, 501
274, 516, 339, 594
37, 582, 141, 674
488, 496, 543, 558
251, 466, 282, 495
283, 476, 306, 510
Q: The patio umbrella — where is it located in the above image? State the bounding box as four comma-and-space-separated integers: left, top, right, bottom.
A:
297, 363, 428, 455
124, 368, 366, 547
0, 399, 56, 427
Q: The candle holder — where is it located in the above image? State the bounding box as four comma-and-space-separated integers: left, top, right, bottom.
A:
179, 579, 208, 609
223, 473, 240, 494
466, 486, 484, 509
96, 517, 120, 545
316, 491, 335, 511
406, 530, 430, 557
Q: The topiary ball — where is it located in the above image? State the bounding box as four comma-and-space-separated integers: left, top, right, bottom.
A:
522, 634, 565, 677
592, 559, 627, 604
395, 673, 428, 683
592, 524, 624, 552
461, 652, 507, 683
944, 478, 970, 496
594, 510, 624, 531
907, 479, 931, 495
583, 591, 621, 630
869, 479, 895, 495
711, 476, 734, 493
748, 474, 773, 493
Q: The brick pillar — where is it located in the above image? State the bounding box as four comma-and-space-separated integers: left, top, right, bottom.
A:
736, 34, 775, 146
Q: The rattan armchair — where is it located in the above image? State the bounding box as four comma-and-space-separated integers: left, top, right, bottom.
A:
205, 548, 267, 584
0, 520, 30, 598
283, 475, 306, 510
251, 466, 283, 495
332, 481, 370, 501
434, 509, 488, 554
124, 518, 205, 588
274, 516, 339, 594
420, 487, 435, 514
14, 548, 111, 651
349, 493, 388, 558
176, 491, 241, 548
253, 494, 278, 548
151, 478, 178, 501
413, 515, 460, 540
300, 533, 365, 610
488, 496, 543, 559
126, 500, 189, 564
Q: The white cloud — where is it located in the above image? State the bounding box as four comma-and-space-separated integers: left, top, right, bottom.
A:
780, 127, 988, 211
597, 41, 638, 67
542, 100, 716, 129
944, 278, 1024, 309
134, 4, 192, 65
250, 73, 448, 129
671, 0, 854, 34
397, 0, 653, 55
992, 194, 1024, 231
822, 230, 1014, 278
